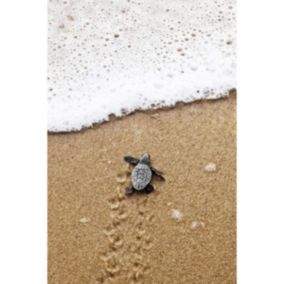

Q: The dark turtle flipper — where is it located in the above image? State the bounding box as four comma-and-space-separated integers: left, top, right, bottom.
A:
125, 186, 135, 195
124, 155, 139, 165
151, 167, 165, 181
145, 183, 154, 194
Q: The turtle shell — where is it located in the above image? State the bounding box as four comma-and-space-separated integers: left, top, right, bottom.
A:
131, 163, 152, 190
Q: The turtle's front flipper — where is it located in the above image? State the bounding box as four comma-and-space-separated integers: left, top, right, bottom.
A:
151, 167, 165, 181
145, 183, 154, 194
124, 155, 139, 165
125, 186, 135, 195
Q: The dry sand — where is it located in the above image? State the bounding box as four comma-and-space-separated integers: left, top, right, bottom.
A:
48, 92, 236, 284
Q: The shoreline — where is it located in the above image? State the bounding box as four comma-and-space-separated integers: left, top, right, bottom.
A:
48, 89, 236, 135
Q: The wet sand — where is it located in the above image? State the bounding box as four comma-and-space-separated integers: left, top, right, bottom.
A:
48, 93, 236, 284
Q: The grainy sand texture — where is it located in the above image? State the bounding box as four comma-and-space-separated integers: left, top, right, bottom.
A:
48, 93, 236, 284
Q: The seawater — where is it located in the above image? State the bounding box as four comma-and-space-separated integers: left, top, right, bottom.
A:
48, 0, 236, 132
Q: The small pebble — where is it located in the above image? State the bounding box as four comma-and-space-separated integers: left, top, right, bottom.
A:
204, 162, 217, 172
79, 217, 90, 224
171, 209, 183, 222
190, 221, 205, 230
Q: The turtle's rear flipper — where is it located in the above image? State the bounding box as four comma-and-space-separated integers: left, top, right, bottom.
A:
151, 167, 165, 181
145, 183, 154, 194
124, 155, 139, 165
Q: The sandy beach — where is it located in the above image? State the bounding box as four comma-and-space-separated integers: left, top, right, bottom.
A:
48, 92, 236, 283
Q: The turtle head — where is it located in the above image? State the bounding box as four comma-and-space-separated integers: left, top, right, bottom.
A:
140, 153, 150, 164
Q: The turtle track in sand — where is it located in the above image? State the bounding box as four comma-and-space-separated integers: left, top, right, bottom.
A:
97, 171, 155, 283
96, 186, 128, 283
127, 196, 155, 284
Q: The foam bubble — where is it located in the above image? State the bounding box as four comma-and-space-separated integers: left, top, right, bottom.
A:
48, 0, 236, 132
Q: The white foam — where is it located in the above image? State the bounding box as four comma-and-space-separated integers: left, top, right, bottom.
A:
48, 0, 236, 132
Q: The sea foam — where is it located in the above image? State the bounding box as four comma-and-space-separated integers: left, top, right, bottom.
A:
48, 0, 236, 132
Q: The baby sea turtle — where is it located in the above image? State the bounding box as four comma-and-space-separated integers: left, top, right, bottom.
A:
124, 153, 165, 195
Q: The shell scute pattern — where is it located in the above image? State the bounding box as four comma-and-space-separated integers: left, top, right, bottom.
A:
131, 164, 152, 191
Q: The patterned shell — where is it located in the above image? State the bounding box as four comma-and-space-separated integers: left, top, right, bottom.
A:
131, 163, 152, 190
